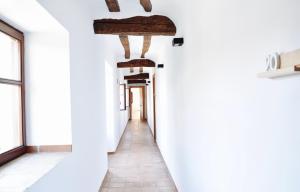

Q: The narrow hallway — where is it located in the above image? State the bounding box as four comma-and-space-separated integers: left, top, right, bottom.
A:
100, 120, 177, 192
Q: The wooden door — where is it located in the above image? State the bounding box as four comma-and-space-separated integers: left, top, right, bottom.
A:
129, 86, 146, 120
140, 87, 147, 121
129, 88, 133, 120
153, 74, 157, 141
140, 88, 143, 120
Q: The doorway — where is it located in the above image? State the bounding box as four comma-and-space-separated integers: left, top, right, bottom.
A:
129, 86, 146, 121
132, 88, 141, 120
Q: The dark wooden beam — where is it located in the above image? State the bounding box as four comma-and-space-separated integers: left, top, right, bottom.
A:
128, 80, 147, 84
119, 35, 130, 59
295, 64, 300, 71
140, 0, 152, 12
124, 73, 149, 80
94, 15, 176, 36
105, 0, 120, 12
141, 35, 151, 58
117, 59, 155, 68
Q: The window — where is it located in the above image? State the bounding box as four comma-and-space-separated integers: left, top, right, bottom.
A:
120, 84, 126, 111
126, 87, 129, 110
0, 20, 26, 166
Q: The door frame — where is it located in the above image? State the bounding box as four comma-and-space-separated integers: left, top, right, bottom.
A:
129, 86, 146, 121
152, 74, 157, 141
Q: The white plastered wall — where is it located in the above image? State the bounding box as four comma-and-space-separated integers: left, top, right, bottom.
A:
104, 52, 129, 153
150, 0, 300, 192
24, 0, 108, 191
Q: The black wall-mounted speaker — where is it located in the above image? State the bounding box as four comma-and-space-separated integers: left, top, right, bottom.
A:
172, 37, 184, 46
157, 64, 164, 68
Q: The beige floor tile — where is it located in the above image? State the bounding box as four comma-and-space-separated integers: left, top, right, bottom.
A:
99, 120, 177, 192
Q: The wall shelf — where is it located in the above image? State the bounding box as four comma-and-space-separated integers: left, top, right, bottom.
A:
257, 64, 300, 79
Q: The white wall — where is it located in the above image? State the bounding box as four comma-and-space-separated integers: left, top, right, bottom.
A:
119, 70, 130, 139
105, 56, 129, 152
24, 0, 108, 191
150, 0, 300, 192
105, 57, 120, 152
25, 32, 71, 146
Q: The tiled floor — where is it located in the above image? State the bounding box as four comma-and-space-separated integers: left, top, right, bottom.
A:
100, 120, 177, 192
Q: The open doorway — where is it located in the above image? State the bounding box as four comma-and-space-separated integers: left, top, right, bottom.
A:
131, 88, 141, 119
129, 86, 146, 121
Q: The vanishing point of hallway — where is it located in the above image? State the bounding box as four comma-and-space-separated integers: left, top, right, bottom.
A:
100, 120, 177, 192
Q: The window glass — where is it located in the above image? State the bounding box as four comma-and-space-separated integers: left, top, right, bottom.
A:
0, 31, 21, 81
0, 84, 22, 154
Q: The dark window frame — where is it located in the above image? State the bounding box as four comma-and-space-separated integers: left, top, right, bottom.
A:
120, 84, 126, 111
0, 20, 26, 166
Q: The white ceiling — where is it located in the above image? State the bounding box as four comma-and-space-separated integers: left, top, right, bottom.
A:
0, 0, 66, 33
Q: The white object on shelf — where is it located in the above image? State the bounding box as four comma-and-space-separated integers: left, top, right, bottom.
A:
258, 49, 300, 79
265, 53, 280, 71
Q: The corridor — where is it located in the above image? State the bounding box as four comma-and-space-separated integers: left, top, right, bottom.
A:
1, 1, 300, 192
100, 120, 177, 192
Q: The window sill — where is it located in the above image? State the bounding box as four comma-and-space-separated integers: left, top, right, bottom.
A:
0, 152, 70, 191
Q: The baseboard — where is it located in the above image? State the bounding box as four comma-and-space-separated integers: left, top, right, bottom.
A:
107, 119, 130, 155
99, 169, 109, 191
155, 143, 179, 192
147, 120, 156, 142
27, 145, 72, 153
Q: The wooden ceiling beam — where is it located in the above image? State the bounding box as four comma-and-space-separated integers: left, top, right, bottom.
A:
128, 80, 147, 84
141, 35, 151, 58
105, 0, 120, 12
124, 73, 149, 80
94, 15, 176, 36
117, 59, 155, 68
140, 0, 152, 12
119, 35, 130, 59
